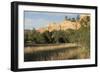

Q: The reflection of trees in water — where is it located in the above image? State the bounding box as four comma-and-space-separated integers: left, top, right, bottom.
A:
24, 46, 90, 61
24, 47, 79, 61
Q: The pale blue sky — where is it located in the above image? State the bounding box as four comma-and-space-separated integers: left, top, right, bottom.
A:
24, 11, 80, 30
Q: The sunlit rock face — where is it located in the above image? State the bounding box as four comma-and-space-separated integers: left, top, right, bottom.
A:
36, 14, 90, 33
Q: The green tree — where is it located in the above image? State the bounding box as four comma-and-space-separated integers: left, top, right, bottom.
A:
65, 16, 68, 20
42, 31, 52, 43
71, 18, 76, 22
51, 30, 70, 43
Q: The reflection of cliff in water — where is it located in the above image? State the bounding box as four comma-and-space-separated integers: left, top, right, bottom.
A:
24, 43, 90, 62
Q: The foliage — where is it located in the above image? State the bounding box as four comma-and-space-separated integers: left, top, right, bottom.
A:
66, 15, 90, 49
24, 29, 70, 44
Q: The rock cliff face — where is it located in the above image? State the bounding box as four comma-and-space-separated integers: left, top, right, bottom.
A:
36, 14, 90, 33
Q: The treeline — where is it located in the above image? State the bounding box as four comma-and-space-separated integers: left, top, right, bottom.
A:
24, 29, 70, 44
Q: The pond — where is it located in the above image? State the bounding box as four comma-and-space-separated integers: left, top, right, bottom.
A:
24, 43, 89, 62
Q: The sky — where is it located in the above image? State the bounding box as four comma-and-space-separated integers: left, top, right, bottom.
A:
24, 11, 80, 30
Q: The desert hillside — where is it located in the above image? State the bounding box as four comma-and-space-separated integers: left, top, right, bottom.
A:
36, 14, 90, 33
